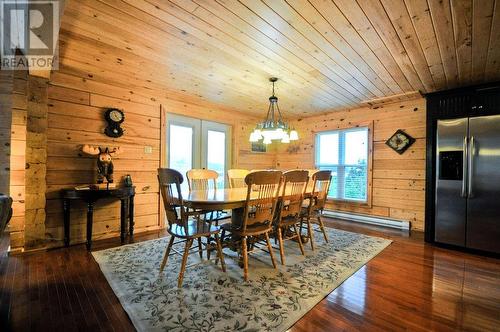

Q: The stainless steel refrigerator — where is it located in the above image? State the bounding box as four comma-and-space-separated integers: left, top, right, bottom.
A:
435, 114, 500, 254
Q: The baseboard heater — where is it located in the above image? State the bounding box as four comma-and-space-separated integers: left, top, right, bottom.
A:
323, 210, 411, 231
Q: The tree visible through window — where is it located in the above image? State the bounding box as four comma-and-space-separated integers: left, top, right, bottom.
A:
315, 127, 369, 202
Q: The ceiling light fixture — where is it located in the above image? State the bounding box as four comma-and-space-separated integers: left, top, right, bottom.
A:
249, 77, 299, 144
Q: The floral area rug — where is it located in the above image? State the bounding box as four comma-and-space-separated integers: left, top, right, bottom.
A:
92, 228, 391, 332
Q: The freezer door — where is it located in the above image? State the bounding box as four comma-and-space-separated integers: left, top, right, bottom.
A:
435, 118, 468, 246
467, 115, 500, 254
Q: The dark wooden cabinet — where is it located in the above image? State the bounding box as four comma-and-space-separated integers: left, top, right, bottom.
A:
427, 92, 472, 119
427, 85, 500, 120
473, 86, 500, 115
425, 82, 500, 245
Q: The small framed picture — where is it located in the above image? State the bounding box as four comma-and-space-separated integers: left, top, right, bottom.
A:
251, 141, 267, 153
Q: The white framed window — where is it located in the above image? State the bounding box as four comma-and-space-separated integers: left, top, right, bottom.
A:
315, 127, 369, 202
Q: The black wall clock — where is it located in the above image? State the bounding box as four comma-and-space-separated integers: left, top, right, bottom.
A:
385, 129, 415, 155
104, 108, 124, 138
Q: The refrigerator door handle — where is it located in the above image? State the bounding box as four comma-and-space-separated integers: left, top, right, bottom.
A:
461, 136, 468, 198
468, 136, 475, 198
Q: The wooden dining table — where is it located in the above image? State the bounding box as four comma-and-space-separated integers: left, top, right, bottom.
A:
179, 185, 318, 264
181, 187, 250, 213
181, 184, 315, 225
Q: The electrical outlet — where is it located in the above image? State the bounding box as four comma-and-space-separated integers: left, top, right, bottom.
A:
144, 146, 153, 154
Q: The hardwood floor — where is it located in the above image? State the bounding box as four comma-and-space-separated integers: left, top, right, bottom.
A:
1, 219, 499, 331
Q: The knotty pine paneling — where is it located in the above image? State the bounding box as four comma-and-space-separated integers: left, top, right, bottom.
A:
160, 98, 277, 171
45, 72, 275, 247
275, 98, 426, 231
7, 70, 28, 249
0, 68, 13, 195
45, 82, 162, 247
50, 0, 500, 118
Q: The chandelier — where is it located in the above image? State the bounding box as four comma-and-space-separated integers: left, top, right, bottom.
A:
249, 77, 299, 144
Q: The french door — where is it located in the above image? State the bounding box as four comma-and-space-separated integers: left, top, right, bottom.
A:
166, 114, 231, 189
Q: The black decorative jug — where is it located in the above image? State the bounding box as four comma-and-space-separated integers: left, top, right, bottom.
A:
124, 174, 133, 187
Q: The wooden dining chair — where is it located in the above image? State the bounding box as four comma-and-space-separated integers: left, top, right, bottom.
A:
186, 168, 230, 224
276, 170, 308, 265
158, 168, 226, 287
227, 169, 250, 189
224, 170, 282, 281
186, 169, 218, 191
301, 170, 332, 251
306, 169, 320, 178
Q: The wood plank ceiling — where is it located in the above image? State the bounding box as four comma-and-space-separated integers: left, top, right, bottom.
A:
59, 0, 500, 117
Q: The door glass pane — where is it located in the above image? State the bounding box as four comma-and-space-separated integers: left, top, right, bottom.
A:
169, 124, 193, 182
318, 133, 339, 165
207, 130, 225, 188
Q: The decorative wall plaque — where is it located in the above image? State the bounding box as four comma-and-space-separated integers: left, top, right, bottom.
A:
385, 130, 415, 155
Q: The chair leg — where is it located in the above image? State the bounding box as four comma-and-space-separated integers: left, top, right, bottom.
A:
242, 236, 248, 281
299, 216, 306, 241
160, 236, 175, 272
221, 228, 226, 243
214, 233, 226, 272
306, 217, 315, 251
317, 215, 328, 243
207, 236, 212, 260
277, 227, 285, 265
265, 232, 277, 269
178, 238, 193, 288
293, 224, 305, 255
198, 238, 203, 259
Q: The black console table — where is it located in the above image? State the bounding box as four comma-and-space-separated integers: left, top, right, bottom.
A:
61, 186, 135, 250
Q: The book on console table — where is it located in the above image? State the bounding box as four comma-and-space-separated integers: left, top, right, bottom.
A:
75, 183, 116, 190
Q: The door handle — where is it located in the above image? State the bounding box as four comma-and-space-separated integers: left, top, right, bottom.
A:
461, 136, 468, 198
468, 136, 475, 198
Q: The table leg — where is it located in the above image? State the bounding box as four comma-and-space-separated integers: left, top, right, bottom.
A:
86, 202, 94, 251
129, 194, 135, 238
120, 199, 126, 244
231, 207, 243, 227
63, 199, 70, 247
229, 207, 244, 254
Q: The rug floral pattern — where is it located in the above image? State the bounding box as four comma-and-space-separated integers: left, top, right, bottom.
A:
92, 228, 391, 332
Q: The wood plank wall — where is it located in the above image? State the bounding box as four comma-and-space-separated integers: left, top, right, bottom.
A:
24, 75, 49, 249
161, 98, 277, 171
275, 98, 426, 230
8, 70, 28, 249
45, 76, 161, 246
43, 71, 274, 248
0, 68, 13, 195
